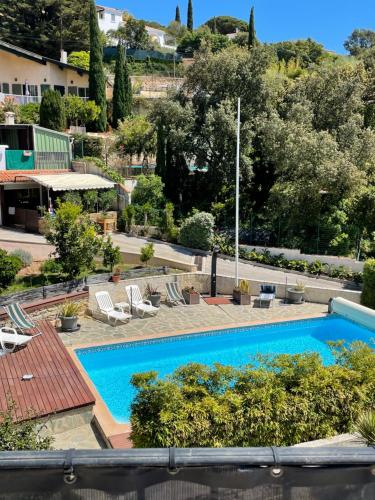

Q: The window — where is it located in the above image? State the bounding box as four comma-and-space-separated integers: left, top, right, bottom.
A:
24, 84, 38, 96
1, 83, 10, 94
78, 87, 89, 98
98, 11, 104, 19
54, 85, 65, 96
68, 86, 78, 96
12, 84, 22, 96
111, 13, 116, 22
40, 84, 50, 95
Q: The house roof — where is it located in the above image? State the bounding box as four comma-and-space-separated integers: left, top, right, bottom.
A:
0, 170, 70, 184
146, 26, 167, 37
0, 40, 88, 75
96, 4, 123, 16
25, 173, 116, 191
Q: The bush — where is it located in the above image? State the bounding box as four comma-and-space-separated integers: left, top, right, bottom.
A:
140, 243, 154, 266
63, 191, 82, 206
39, 89, 66, 131
0, 249, 22, 290
40, 258, 63, 275
102, 236, 121, 271
18, 103, 40, 124
361, 259, 375, 308
72, 134, 103, 159
10, 249, 33, 268
179, 211, 215, 250
130, 343, 375, 448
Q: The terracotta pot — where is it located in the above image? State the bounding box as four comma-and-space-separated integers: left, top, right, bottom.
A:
111, 274, 121, 283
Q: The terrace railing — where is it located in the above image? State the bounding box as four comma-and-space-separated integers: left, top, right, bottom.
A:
0, 447, 374, 499
34, 152, 70, 170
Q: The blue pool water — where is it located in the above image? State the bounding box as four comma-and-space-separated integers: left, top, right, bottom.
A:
76, 316, 375, 423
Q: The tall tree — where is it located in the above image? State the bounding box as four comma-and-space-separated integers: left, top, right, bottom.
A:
124, 56, 133, 118
39, 89, 66, 131
112, 43, 127, 128
248, 6, 256, 49
88, 0, 107, 131
175, 5, 181, 23
187, 0, 194, 32
212, 17, 217, 34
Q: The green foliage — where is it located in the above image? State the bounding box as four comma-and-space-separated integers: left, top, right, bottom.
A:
45, 201, 103, 278
0, 97, 20, 124
83, 156, 125, 184
361, 259, 375, 308
82, 190, 98, 212
112, 43, 132, 128
39, 89, 66, 131
73, 134, 103, 159
63, 191, 82, 206
18, 103, 40, 124
0, 0, 90, 59
10, 249, 33, 268
109, 18, 150, 50
102, 236, 121, 271
248, 6, 256, 50
130, 343, 375, 447
120, 205, 136, 232
88, 0, 107, 132
177, 27, 232, 55
161, 202, 177, 241
140, 242, 155, 265
116, 116, 155, 161
132, 174, 164, 208
64, 96, 100, 126
271, 38, 329, 67
67, 51, 90, 70
344, 29, 375, 56
355, 410, 375, 446
205, 16, 247, 35
58, 300, 82, 317
175, 5, 181, 23
98, 189, 117, 213
179, 211, 215, 250
40, 258, 63, 275
0, 249, 23, 290
0, 401, 53, 451
187, 0, 193, 32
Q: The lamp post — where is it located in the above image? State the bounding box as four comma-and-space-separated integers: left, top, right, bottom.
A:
211, 245, 220, 297
235, 98, 241, 286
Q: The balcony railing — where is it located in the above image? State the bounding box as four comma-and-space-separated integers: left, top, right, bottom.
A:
0, 93, 88, 104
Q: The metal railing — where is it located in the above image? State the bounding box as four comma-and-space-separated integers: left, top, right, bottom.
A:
0, 447, 374, 498
34, 152, 70, 170
0, 93, 89, 104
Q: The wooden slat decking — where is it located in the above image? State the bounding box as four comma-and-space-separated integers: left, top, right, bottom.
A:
0, 321, 95, 421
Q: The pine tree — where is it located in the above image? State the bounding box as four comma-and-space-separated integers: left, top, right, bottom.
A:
39, 89, 66, 131
88, 0, 107, 131
124, 56, 133, 118
248, 6, 256, 49
112, 43, 126, 128
175, 5, 181, 23
187, 0, 193, 32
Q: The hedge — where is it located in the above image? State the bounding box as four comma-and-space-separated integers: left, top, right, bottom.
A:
361, 259, 375, 308
130, 342, 375, 447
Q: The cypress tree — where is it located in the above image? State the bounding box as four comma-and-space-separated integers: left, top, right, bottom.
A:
212, 17, 217, 34
248, 6, 256, 49
156, 125, 166, 178
175, 5, 181, 23
39, 89, 66, 131
124, 56, 133, 117
187, 0, 193, 32
88, 0, 107, 131
112, 43, 126, 128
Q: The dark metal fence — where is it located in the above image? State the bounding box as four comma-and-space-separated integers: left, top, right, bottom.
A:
0, 267, 168, 307
0, 447, 374, 499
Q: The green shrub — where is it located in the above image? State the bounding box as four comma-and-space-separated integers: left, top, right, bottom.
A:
140, 242, 154, 266
40, 258, 63, 275
10, 249, 33, 268
179, 211, 215, 250
102, 236, 121, 271
130, 343, 375, 448
361, 259, 375, 308
98, 189, 117, 213
18, 103, 40, 124
63, 191, 82, 206
39, 89, 66, 131
0, 249, 22, 290
119, 205, 136, 232
73, 134, 103, 158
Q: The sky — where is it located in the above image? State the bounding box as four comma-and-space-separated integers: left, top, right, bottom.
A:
99, 0, 375, 54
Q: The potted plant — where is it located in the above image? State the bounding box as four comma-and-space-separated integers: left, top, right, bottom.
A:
111, 266, 122, 283
287, 281, 305, 304
58, 301, 82, 332
102, 236, 122, 282
145, 283, 161, 308
233, 279, 251, 305
182, 286, 200, 305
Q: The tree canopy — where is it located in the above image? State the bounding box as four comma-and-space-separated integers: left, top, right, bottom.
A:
204, 16, 247, 35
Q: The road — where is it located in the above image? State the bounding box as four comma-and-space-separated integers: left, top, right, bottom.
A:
0, 228, 350, 290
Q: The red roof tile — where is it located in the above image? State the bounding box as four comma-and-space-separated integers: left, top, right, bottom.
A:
0, 169, 70, 183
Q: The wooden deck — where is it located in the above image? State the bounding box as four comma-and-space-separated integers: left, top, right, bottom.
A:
0, 321, 95, 421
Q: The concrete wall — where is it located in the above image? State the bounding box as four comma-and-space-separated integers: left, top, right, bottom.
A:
88, 272, 361, 314
243, 245, 364, 272
38, 405, 94, 436
120, 251, 197, 272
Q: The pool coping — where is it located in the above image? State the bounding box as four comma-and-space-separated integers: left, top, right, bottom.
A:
67, 312, 328, 446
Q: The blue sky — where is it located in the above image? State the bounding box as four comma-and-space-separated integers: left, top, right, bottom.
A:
100, 0, 374, 54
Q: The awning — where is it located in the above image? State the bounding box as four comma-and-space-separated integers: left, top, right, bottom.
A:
24, 173, 116, 191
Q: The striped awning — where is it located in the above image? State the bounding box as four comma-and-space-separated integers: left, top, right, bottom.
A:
25, 173, 115, 191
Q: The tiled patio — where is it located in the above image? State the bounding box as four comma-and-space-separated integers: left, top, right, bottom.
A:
59, 299, 327, 348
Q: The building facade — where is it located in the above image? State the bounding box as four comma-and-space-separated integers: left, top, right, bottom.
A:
96, 4, 124, 33
0, 41, 89, 104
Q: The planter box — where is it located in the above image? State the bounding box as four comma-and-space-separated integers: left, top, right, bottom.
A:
287, 288, 305, 304
233, 289, 251, 305
182, 290, 200, 305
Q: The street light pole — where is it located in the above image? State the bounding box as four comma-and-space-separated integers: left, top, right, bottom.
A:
235, 98, 241, 286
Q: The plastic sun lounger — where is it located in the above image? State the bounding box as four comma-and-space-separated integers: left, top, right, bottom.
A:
0, 327, 34, 354
4, 303, 42, 336
259, 285, 276, 308
95, 291, 132, 326
125, 285, 159, 317
165, 282, 186, 306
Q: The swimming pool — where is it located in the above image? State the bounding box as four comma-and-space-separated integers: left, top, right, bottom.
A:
76, 316, 375, 423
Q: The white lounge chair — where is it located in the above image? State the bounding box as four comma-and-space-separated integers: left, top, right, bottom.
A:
165, 282, 186, 306
95, 291, 132, 326
0, 327, 34, 353
258, 284, 276, 308
125, 285, 159, 317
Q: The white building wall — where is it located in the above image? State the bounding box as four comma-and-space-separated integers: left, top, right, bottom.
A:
97, 9, 123, 33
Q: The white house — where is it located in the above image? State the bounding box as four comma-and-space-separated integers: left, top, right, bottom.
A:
96, 4, 124, 33
145, 27, 176, 50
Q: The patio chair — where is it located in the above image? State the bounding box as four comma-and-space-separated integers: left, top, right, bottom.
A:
258, 284, 276, 308
125, 285, 159, 317
95, 291, 132, 326
165, 282, 186, 306
4, 303, 42, 337
0, 327, 34, 352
